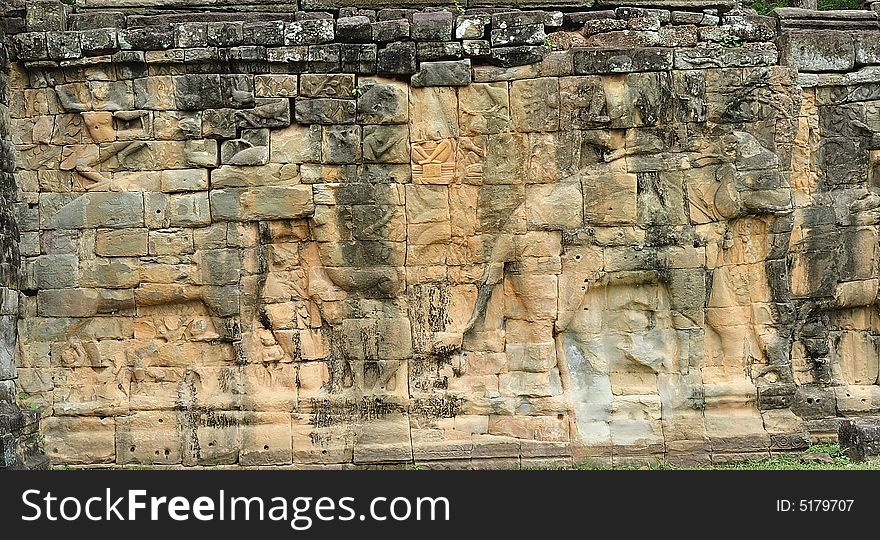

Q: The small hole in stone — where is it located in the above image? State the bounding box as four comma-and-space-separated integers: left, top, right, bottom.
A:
164, 449, 170, 457
158, 418, 163, 423
321, 450, 327, 454
557, 414, 564, 420
155, 450, 160, 456
130, 446, 135, 453
53, 448, 58, 453
575, 255, 581, 261
264, 445, 269, 451
209, 441, 216, 447
807, 398, 813, 404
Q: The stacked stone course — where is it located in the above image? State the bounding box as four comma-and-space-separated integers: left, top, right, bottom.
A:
3, 0, 880, 468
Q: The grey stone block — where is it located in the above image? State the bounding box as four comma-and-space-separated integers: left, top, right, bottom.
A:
13, 33, 48, 61
490, 23, 545, 47
68, 11, 125, 31
778, 30, 855, 72
840, 417, 880, 461
377, 41, 417, 75
285, 19, 335, 46
221, 129, 270, 166
340, 43, 377, 73
463, 40, 491, 57
308, 44, 341, 72
46, 32, 81, 60
455, 15, 490, 39
207, 22, 244, 47
35, 254, 78, 289
411, 59, 472, 87
417, 41, 463, 61
174, 74, 224, 110
295, 98, 356, 124
210, 186, 315, 221
337, 16, 372, 42
491, 45, 546, 67
78, 28, 118, 53
573, 47, 673, 73
40, 192, 144, 230
412, 11, 453, 41
372, 19, 410, 43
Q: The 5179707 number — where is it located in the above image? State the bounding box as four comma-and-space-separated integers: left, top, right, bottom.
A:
776, 500, 854, 512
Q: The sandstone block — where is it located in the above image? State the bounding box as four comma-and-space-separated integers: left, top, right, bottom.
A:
40, 192, 144, 229
116, 412, 183, 466
271, 124, 322, 164
239, 412, 293, 466
44, 417, 115, 465
210, 186, 315, 221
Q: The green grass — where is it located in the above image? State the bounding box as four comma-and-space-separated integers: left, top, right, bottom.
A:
751, 0, 858, 14
751, 0, 786, 16
817, 0, 860, 10
575, 444, 880, 470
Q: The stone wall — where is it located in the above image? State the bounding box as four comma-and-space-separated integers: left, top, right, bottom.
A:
0, 3, 47, 469
5, 0, 880, 468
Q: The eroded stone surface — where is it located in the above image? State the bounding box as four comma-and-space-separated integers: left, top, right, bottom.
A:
6, 2, 880, 469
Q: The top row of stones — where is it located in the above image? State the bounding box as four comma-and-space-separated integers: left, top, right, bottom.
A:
7, 2, 742, 70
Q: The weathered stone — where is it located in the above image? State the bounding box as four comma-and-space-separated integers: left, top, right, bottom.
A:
337, 16, 372, 42
174, 74, 223, 110
210, 186, 315, 221
417, 42, 463, 62
854, 32, 880, 66
372, 19, 410, 43
308, 44, 341, 72
463, 40, 492, 58
840, 417, 880, 461
363, 125, 410, 163
377, 41, 418, 75
221, 129, 270, 166
491, 24, 545, 47
491, 46, 547, 68
412, 11, 453, 41
12, 6, 880, 470
295, 97, 356, 124
510, 77, 559, 132
778, 30, 855, 72
40, 192, 144, 229
44, 417, 115, 465
573, 47, 673, 73
456, 15, 490, 40
411, 59, 472, 87
271, 123, 322, 163
255, 74, 298, 97
285, 19, 335, 46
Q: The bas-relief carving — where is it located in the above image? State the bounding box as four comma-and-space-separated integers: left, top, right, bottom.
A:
13, 53, 880, 466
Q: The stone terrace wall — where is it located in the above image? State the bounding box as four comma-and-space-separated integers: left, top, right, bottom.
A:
5, 0, 880, 468
0, 15, 46, 469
